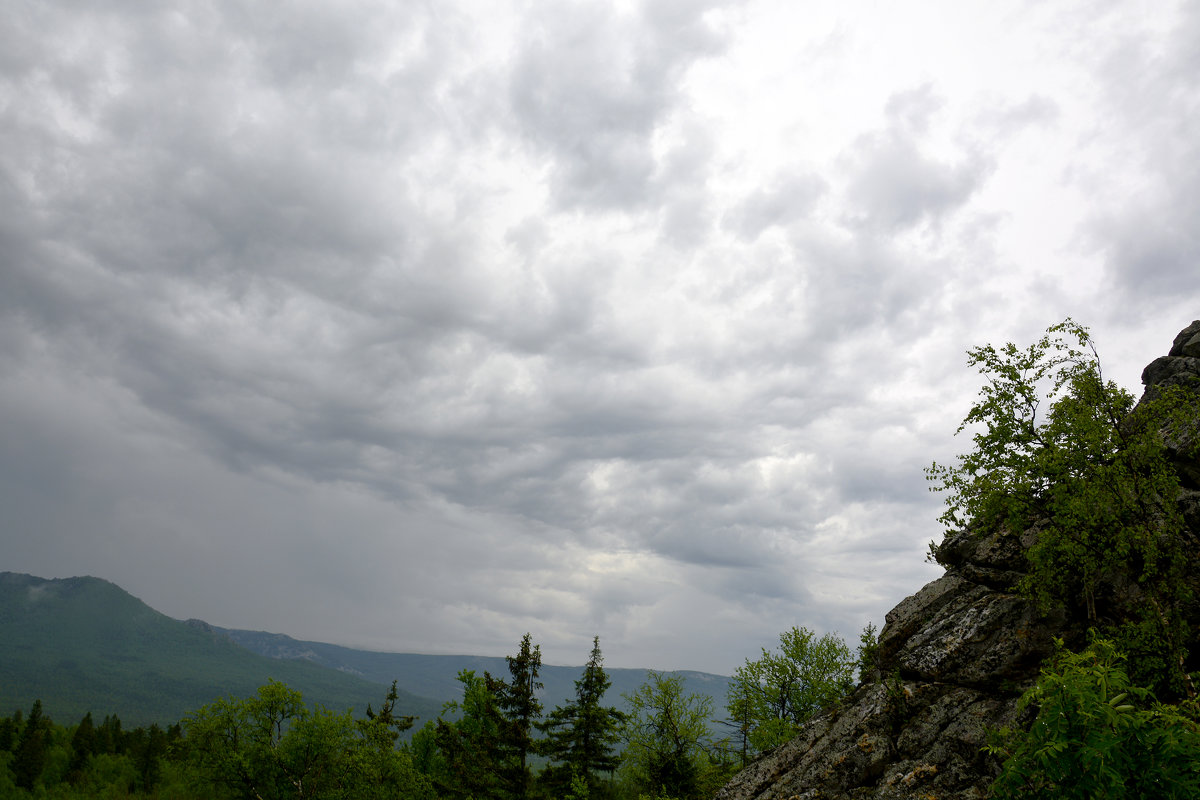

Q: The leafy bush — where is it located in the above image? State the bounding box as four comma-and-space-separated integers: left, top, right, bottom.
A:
988, 637, 1200, 799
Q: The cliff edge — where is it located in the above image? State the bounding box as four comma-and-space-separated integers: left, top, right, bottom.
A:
715, 320, 1200, 800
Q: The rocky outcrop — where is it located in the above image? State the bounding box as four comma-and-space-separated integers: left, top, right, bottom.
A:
715, 321, 1200, 800
1140, 319, 1200, 396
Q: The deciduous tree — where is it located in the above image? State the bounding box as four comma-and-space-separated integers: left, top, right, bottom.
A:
430, 669, 504, 800
183, 679, 433, 800
926, 319, 1197, 696
726, 626, 855, 754
622, 672, 714, 800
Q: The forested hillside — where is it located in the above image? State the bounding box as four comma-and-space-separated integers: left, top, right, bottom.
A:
1, 569, 854, 799
0, 571, 732, 731
0, 572, 440, 727
216, 626, 732, 714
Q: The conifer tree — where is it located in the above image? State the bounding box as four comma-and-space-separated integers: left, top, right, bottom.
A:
133, 723, 167, 791
97, 713, 123, 754
493, 632, 544, 800
67, 711, 96, 783
540, 636, 626, 797
12, 699, 50, 790
432, 670, 504, 799
0, 711, 18, 753
366, 680, 416, 744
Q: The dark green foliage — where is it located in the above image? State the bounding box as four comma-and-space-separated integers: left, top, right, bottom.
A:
988, 637, 1200, 799
129, 722, 168, 791
97, 713, 123, 755
0, 631, 732, 799
66, 710, 95, 782
429, 670, 505, 799
493, 632, 544, 800
926, 320, 1197, 698
0, 711, 18, 752
366, 680, 417, 744
856, 622, 879, 682
12, 699, 50, 790
539, 636, 626, 798
0, 704, 186, 797
421, 634, 549, 800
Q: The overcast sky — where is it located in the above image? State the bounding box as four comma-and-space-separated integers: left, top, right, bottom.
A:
2, 0, 1198, 676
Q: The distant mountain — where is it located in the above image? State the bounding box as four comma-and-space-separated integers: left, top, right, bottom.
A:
0, 572, 440, 727
216, 627, 734, 716
0, 571, 732, 732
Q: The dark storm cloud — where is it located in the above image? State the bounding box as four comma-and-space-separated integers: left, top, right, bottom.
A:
0, 1, 504, 488
3, 0, 1198, 675
508, 0, 735, 210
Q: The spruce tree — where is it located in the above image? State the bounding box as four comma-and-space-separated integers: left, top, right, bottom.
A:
366, 680, 416, 744
493, 632, 544, 800
97, 713, 123, 754
68, 711, 96, 783
0, 712, 17, 753
12, 699, 49, 790
540, 636, 625, 797
134, 723, 167, 791
432, 670, 504, 800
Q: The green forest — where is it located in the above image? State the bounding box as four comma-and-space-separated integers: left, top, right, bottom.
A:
6, 320, 1200, 800
0, 628, 866, 800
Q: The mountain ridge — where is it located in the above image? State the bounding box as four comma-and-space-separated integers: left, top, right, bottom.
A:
0, 571, 438, 727
212, 624, 733, 714
0, 571, 732, 729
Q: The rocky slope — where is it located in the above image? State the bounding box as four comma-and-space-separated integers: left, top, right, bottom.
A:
715, 320, 1200, 800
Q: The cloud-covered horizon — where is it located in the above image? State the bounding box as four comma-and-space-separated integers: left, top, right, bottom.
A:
2, 0, 1198, 675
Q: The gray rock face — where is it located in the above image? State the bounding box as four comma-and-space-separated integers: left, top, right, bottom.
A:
715, 321, 1200, 800
1141, 319, 1200, 395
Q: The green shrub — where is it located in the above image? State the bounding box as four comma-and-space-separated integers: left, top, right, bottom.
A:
987, 636, 1200, 799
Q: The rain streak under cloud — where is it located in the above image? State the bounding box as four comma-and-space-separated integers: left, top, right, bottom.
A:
1, 0, 1199, 674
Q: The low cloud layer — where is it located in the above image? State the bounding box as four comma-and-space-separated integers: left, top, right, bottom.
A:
2, 0, 1198, 675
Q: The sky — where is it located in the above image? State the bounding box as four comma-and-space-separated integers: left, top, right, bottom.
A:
1, 0, 1198, 677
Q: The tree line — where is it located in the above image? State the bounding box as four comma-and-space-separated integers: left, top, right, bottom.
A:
0, 627, 867, 799
0, 699, 182, 796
